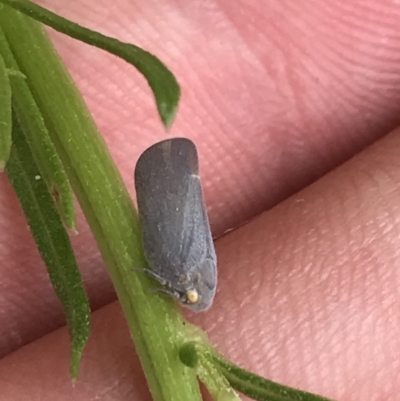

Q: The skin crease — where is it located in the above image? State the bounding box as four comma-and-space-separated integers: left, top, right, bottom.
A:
1, 0, 400, 399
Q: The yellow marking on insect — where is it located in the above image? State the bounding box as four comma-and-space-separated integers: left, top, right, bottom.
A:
186, 289, 199, 304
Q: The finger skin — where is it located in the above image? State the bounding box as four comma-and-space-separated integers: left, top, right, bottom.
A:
207, 131, 400, 400
1, 0, 400, 397
2, 127, 400, 400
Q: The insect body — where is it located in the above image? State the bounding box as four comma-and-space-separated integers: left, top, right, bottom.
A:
134, 138, 217, 311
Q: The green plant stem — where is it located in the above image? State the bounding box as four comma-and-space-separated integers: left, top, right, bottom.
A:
0, 7, 201, 401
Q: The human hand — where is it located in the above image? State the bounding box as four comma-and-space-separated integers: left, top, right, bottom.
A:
1, 0, 400, 400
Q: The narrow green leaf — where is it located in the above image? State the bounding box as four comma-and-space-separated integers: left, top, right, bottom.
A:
6, 67, 25, 78
180, 342, 241, 401
0, 0, 180, 128
6, 112, 90, 379
0, 51, 11, 170
0, 25, 76, 230
198, 352, 242, 401
205, 347, 336, 401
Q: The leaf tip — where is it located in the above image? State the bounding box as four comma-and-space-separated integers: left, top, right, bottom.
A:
158, 101, 179, 130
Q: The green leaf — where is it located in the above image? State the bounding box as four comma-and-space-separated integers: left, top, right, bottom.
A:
6, 112, 90, 379
205, 346, 335, 401
180, 342, 241, 401
6, 67, 26, 78
0, 50, 11, 170
0, 0, 180, 128
0, 25, 76, 229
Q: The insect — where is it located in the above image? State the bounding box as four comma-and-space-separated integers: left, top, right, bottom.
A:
134, 137, 217, 311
